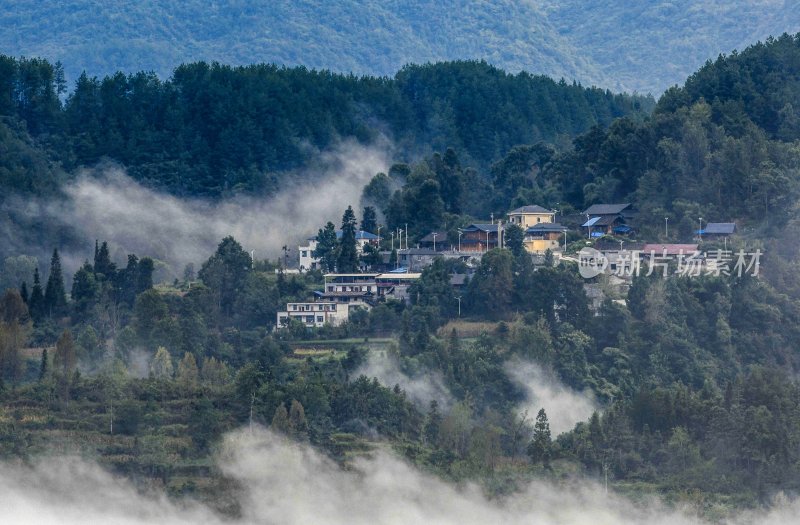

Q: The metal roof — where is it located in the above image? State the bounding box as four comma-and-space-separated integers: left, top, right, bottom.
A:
582, 203, 631, 215
526, 222, 568, 233
582, 216, 601, 227
703, 223, 736, 235
508, 205, 553, 215
463, 223, 499, 233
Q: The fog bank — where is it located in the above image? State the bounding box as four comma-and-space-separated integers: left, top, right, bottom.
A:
4, 428, 799, 524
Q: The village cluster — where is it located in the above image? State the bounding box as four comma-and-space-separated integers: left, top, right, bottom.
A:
278, 203, 744, 329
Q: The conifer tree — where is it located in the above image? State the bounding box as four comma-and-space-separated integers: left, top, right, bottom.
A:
271, 403, 290, 434
289, 399, 309, 439
313, 222, 339, 272
528, 408, 552, 465
94, 241, 115, 278
361, 206, 378, 233
44, 249, 67, 317
337, 206, 359, 273
28, 267, 44, 320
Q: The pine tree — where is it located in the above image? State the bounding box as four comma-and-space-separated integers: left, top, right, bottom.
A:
94, 241, 115, 278
424, 400, 442, 446
289, 399, 309, 439
361, 206, 378, 234
28, 267, 44, 320
528, 408, 552, 466
177, 352, 199, 388
150, 346, 174, 379
44, 249, 67, 317
337, 206, 359, 272
313, 222, 339, 273
504, 223, 526, 257
271, 403, 290, 434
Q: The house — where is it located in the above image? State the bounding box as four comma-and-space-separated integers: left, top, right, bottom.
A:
524, 223, 568, 253
507, 205, 555, 228
700, 222, 736, 239
276, 301, 360, 328
420, 231, 450, 251
315, 272, 423, 305
460, 224, 499, 252
376, 272, 422, 303
581, 203, 634, 236
398, 248, 438, 271
316, 273, 380, 304
298, 230, 381, 271
298, 238, 320, 271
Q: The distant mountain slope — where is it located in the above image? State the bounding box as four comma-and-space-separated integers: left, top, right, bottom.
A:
7, 1, 798, 94
0, 1, 604, 88
541, 0, 800, 93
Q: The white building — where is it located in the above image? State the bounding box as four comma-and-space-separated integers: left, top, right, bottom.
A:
298, 230, 380, 271
276, 301, 364, 328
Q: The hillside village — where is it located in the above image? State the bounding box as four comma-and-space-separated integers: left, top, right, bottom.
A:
278, 201, 744, 330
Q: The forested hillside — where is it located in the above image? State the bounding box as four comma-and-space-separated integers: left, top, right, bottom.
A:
6, 32, 800, 522
2, 1, 799, 94
0, 56, 648, 198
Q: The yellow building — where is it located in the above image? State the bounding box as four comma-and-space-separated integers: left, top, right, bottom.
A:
523, 223, 568, 253
507, 205, 555, 228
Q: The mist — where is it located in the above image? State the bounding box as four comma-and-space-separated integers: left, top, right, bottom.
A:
355, 352, 454, 409
506, 359, 598, 435
3, 428, 799, 525
6, 139, 390, 279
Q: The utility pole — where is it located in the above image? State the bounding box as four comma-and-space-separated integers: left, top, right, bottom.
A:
458, 230, 463, 252
698, 217, 703, 241
391, 231, 395, 250
664, 217, 669, 238
455, 296, 462, 317
432, 232, 437, 252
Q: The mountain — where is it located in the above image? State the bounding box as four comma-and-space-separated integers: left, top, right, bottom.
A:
2, 1, 799, 94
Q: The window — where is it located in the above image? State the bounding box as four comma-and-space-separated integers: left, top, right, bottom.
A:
317, 316, 323, 323
291, 305, 297, 311
301, 251, 307, 257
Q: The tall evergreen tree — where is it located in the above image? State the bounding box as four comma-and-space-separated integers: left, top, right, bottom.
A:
361, 206, 378, 234
198, 236, 252, 317
313, 222, 339, 273
44, 249, 67, 317
337, 206, 359, 273
528, 408, 552, 465
71, 261, 98, 314
28, 267, 44, 321
504, 223, 526, 257
93, 241, 115, 278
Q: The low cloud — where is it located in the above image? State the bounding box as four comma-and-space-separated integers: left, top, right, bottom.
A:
5, 139, 390, 279
506, 358, 598, 435
3, 428, 798, 524
356, 352, 454, 409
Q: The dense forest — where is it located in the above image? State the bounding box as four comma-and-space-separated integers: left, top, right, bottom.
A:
5, 33, 800, 520
3, 1, 799, 93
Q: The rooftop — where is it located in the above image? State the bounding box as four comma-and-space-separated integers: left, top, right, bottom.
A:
583, 203, 631, 215
463, 223, 499, 233
527, 222, 568, 233
509, 205, 553, 215
702, 222, 736, 235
